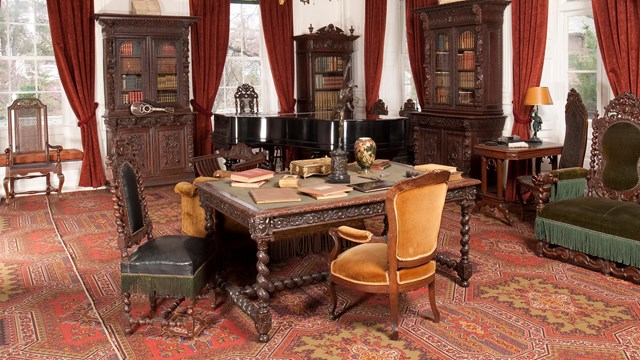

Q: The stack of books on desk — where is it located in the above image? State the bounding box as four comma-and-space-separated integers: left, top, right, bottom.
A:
230, 168, 275, 188
414, 163, 463, 181
370, 159, 391, 170
297, 184, 353, 200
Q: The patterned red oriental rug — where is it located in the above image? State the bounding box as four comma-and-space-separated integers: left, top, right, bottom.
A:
0, 186, 639, 359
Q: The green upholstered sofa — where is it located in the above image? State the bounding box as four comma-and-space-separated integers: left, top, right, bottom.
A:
534, 92, 640, 284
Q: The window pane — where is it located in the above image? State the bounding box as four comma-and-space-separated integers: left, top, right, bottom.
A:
9, 24, 35, 56
568, 15, 596, 71
567, 14, 599, 113
224, 60, 243, 86
8, 0, 35, 23
35, 0, 48, 23
0, 60, 9, 91
11, 59, 36, 94
36, 24, 53, 56
39, 92, 62, 124
37, 60, 61, 92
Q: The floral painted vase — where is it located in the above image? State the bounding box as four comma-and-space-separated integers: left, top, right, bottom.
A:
354, 137, 377, 174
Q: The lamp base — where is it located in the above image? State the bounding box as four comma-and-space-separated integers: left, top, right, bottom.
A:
528, 136, 542, 143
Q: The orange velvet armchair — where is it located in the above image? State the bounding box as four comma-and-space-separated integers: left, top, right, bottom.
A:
327, 170, 450, 340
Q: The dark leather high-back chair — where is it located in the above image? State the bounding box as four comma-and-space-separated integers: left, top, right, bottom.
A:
517, 88, 589, 219
327, 170, 449, 340
3, 98, 64, 205
234, 83, 259, 114
107, 145, 215, 337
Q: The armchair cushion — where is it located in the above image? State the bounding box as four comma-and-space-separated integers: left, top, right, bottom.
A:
536, 197, 640, 267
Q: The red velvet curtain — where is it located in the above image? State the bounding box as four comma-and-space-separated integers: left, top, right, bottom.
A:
47, 0, 105, 188
406, 0, 438, 109
189, 0, 231, 156
506, 0, 548, 202
260, 0, 295, 114
365, 0, 387, 118
592, 0, 640, 96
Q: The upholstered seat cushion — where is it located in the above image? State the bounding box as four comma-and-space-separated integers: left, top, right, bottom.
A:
537, 197, 640, 241
331, 243, 436, 285
122, 235, 214, 276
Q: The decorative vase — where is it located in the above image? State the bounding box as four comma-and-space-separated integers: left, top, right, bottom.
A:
354, 137, 377, 174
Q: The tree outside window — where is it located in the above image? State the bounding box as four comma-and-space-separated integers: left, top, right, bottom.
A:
0, 0, 64, 126
214, 2, 262, 114
567, 15, 598, 115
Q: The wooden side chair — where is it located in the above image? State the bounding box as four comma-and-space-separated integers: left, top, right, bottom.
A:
234, 83, 259, 115
327, 170, 450, 340
3, 98, 64, 205
399, 98, 418, 116
370, 98, 389, 115
516, 88, 589, 220
107, 145, 216, 337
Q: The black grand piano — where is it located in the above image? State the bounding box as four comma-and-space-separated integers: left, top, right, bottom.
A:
212, 112, 410, 169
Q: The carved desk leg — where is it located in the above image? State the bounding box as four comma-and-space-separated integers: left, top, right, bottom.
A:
254, 236, 273, 342
456, 197, 474, 287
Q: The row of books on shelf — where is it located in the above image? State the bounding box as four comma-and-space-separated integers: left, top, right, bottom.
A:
121, 58, 142, 73
157, 74, 177, 89
158, 42, 176, 56
156, 92, 177, 103
314, 75, 343, 89
458, 72, 475, 88
119, 41, 142, 56
457, 51, 475, 70
435, 52, 450, 69
121, 91, 143, 104
122, 74, 143, 90
436, 34, 449, 52
314, 56, 344, 72
314, 91, 339, 111
435, 72, 450, 87
157, 58, 177, 73
458, 31, 475, 50
435, 87, 450, 104
458, 91, 475, 105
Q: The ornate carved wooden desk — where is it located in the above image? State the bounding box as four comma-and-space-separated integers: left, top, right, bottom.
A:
196, 162, 479, 342
473, 142, 562, 225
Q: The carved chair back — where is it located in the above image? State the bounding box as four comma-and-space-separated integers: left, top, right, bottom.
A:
6, 98, 52, 163
192, 143, 266, 177
107, 144, 153, 260
558, 88, 589, 169
370, 98, 389, 115
399, 98, 418, 116
234, 83, 259, 114
587, 92, 640, 202
385, 170, 449, 275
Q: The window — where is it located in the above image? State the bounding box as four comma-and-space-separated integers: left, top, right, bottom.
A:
561, 1, 610, 116
214, 2, 263, 113
400, 1, 418, 106
0, 0, 65, 127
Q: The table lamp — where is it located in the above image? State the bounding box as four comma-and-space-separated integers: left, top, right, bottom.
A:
524, 86, 553, 143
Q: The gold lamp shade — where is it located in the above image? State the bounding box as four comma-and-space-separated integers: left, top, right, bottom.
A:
524, 86, 553, 106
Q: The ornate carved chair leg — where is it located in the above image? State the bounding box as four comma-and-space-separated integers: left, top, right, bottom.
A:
389, 289, 400, 340
183, 299, 196, 338
122, 292, 137, 335
45, 173, 51, 195
428, 281, 440, 322
149, 291, 157, 312
329, 281, 337, 320
3, 177, 9, 206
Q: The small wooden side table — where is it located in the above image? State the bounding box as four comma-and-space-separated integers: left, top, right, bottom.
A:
473, 141, 563, 225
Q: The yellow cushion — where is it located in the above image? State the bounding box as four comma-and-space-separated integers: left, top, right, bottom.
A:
331, 243, 436, 286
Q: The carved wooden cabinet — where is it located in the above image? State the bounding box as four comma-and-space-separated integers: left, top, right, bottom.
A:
294, 24, 359, 119
95, 13, 197, 186
412, 1, 509, 178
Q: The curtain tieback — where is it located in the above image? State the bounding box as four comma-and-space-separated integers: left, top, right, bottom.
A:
190, 99, 213, 117
78, 102, 99, 127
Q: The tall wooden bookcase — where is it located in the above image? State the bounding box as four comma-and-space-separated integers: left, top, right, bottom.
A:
95, 13, 197, 186
411, 1, 509, 177
294, 24, 359, 119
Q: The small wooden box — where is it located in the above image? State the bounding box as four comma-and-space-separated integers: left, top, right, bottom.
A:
289, 157, 332, 178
